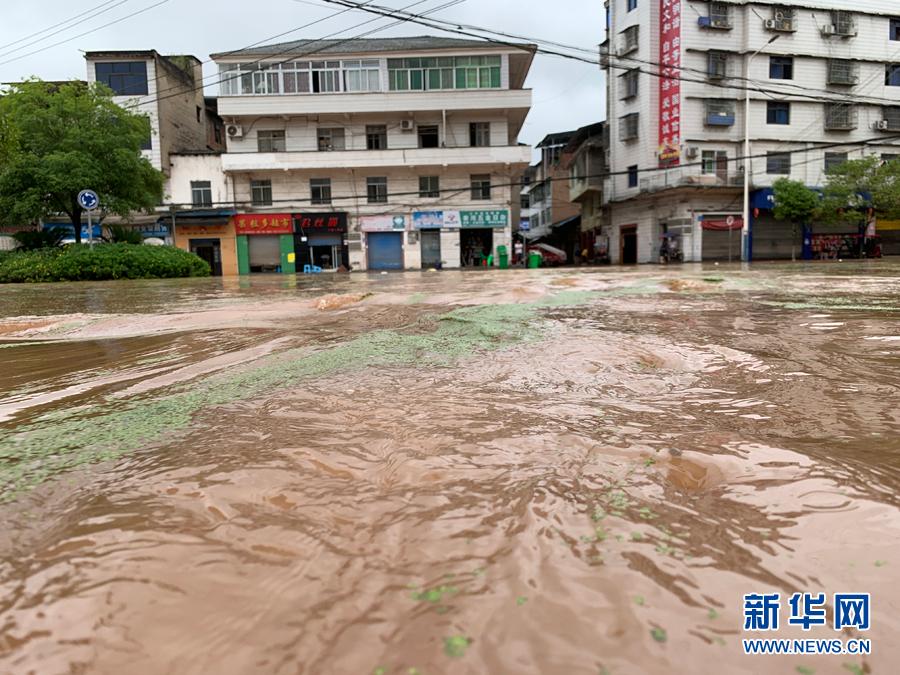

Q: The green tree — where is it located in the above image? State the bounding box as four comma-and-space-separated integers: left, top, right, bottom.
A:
820, 155, 900, 223
772, 178, 820, 261
0, 80, 163, 244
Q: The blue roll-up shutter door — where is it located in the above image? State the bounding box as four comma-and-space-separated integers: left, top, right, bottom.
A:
367, 232, 404, 270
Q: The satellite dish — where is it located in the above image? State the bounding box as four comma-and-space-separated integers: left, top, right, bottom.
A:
143, 237, 166, 246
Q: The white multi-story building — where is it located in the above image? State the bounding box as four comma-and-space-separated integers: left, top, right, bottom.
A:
188, 36, 534, 273
603, 0, 900, 263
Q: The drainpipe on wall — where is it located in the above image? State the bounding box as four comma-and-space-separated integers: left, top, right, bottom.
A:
441, 110, 447, 147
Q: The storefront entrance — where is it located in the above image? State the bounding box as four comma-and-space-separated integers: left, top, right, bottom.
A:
294, 213, 350, 271
308, 234, 343, 270
366, 231, 404, 270
620, 225, 637, 265
248, 235, 281, 273
460, 229, 493, 267
189, 238, 222, 276
420, 229, 441, 268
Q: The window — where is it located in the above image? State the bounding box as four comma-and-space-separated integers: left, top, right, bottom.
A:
768, 6, 797, 32
470, 122, 491, 147
418, 125, 439, 148
701, 150, 728, 174
627, 0, 637, 11
831, 11, 856, 36
769, 56, 793, 80
824, 103, 856, 130
621, 69, 639, 98
251, 180, 273, 206
367, 176, 387, 203
824, 152, 848, 173
619, 113, 639, 140
767, 101, 790, 125
310, 178, 331, 205
886, 65, 900, 86
140, 129, 152, 151
257, 130, 286, 153
882, 153, 899, 162
196, 106, 202, 123
766, 152, 791, 175
343, 59, 380, 92
892, 19, 900, 41
627, 165, 638, 188
366, 125, 387, 150
708, 2, 732, 28
827, 59, 857, 85
520, 194, 530, 209
621, 26, 639, 53
705, 99, 735, 126
883, 106, 900, 129
708, 51, 729, 79
419, 176, 440, 198
95, 61, 149, 96
282, 62, 311, 94
311, 61, 342, 93
387, 56, 500, 91
471, 174, 491, 200
317, 127, 345, 151
191, 181, 212, 207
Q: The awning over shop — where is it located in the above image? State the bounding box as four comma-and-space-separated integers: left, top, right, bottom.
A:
158, 209, 236, 228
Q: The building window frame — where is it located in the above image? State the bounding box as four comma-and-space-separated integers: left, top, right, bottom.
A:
417, 125, 440, 148
470, 174, 492, 200
469, 122, 491, 147
767, 101, 791, 125
627, 164, 638, 188
257, 130, 286, 153
766, 152, 791, 175
191, 181, 212, 207
317, 127, 345, 151
769, 56, 794, 80
95, 61, 149, 96
621, 69, 639, 98
250, 179, 273, 206
367, 176, 388, 204
824, 152, 849, 173
310, 178, 332, 205
366, 124, 388, 150
419, 175, 440, 198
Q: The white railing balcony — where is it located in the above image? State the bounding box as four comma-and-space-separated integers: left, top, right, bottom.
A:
638, 167, 742, 193
221, 144, 532, 172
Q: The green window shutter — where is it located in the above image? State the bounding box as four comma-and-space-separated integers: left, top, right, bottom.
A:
466, 68, 478, 89
456, 68, 467, 88
428, 69, 441, 89
490, 66, 501, 88
410, 70, 423, 90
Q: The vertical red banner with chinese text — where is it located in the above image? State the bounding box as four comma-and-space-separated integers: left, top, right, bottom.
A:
658, 0, 682, 167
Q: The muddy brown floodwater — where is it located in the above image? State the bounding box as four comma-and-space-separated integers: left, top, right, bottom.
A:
1, 263, 899, 675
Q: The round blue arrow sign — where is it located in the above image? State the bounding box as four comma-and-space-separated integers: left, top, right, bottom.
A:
78, 190, 99, 211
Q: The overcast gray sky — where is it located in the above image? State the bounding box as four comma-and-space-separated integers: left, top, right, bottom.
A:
0, 0, 605, 148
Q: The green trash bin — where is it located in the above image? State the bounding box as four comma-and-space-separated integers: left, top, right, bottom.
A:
527, 251, 541, 269
497, 245, 509, 269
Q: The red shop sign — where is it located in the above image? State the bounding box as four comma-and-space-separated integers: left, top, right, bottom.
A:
234, 213, 293, 235
658, 0, 682, 167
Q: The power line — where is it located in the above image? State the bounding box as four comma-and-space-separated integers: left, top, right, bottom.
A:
0, 0, 170, 68
0, 0, 130, 56
125, 0, 464, 110
320, 0, 900, 108
162, 133, 900, 211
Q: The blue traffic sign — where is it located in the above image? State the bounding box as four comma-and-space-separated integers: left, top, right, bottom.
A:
78, 190, 99, 211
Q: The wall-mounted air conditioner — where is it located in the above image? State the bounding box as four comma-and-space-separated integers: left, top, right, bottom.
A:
874, 120, 890, 131
226, 124, 243, 138
400, 119, 415, 132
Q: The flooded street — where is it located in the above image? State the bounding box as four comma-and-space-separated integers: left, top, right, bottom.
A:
1, 263, 899, 674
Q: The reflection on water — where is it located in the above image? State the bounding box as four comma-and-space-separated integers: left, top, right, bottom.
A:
1, 263, 899, 674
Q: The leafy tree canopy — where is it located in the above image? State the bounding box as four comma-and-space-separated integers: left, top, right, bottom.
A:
772, 178, 819, 225
819, 155, 900, 223
0, 79, 164, 243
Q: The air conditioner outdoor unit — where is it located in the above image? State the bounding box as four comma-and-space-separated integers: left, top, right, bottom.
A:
821, 25, 836, 36
874, 120, 890, 131
400, 119, 415, 132
764, 19, 777, 29
226, 124, 243, 138
686, 146, 699, 159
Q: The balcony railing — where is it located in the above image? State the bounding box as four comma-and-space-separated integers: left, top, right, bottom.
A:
638, 168, 742, 193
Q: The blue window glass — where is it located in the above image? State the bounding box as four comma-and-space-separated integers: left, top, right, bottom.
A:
95, 61, 149, 96
886, 64, 900, 86
627, 0, 638, 11
891, 18, 900, 41
769, 56, 793, 80
627, 165, 638, 187
767, 101, 790, 125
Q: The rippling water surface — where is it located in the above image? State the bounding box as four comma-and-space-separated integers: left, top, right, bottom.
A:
1, 263, 898, 674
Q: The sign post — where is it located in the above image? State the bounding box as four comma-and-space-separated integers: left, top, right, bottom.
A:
77, 190, 99, 246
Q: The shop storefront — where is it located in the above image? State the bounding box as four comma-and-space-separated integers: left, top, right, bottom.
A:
360, 215, 406, 271
234, 214, 295, 274
699, 214, 743, 261
460, 209, 509, 268
172, 209, 238, 276
412, 211, 460, 269
294, 212, 349, 271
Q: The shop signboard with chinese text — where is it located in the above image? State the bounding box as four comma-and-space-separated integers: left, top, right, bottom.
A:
294, 212, 348, 233
359, 215, 407, 232
412, 211, 461, 229
658, 0, 682, 167
234, 213, 293, 235
460, 210, 509, 229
